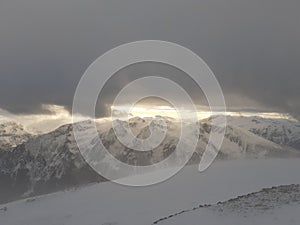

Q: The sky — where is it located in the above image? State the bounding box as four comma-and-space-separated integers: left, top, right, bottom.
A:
0, 0, 299, 119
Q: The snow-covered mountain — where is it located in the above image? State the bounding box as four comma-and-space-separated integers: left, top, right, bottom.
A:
102, 116, 298, 164
0, 116, 299, 204
0, 120, 104, 204
223, 116, 300, 150
0, 120, 33, 151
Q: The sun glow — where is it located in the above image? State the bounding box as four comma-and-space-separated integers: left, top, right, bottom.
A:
111, 105, 295, 121
111, 105, 214, 120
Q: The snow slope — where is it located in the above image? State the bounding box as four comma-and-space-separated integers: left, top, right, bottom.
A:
1, 158, 300, 225
224, 116, 300, 150
155, 184, 300, 225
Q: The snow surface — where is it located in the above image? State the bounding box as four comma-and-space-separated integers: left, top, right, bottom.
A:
155, 184, 300, 224
158, 203, 300, 225
1, 158, 300, 225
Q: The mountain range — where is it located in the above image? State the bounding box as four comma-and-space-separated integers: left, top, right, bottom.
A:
0, 115, 299, 204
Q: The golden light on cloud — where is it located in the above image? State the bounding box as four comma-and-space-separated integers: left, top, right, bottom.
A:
111, 105, 213, 120
110, 96, 213, 120
111, 104, 295, 121
111, 105, 179, 119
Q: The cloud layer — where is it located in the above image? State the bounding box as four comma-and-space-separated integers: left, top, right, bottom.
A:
0, 0, 299, 118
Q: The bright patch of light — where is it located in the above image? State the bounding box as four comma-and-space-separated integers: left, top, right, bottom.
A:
111, 105, 295, 121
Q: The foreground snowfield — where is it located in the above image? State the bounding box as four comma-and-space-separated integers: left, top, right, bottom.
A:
159, 203, 300, 225
1, 158, 300, 225
155, 184, 300, 224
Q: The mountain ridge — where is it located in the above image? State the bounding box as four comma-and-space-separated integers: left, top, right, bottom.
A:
0, 116, 300, 203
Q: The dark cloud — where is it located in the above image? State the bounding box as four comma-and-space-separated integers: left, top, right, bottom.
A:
0, 0, 299, 117
94, 62, 208, 117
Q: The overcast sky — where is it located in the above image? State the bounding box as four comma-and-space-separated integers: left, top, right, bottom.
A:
0, 0, 299, 118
